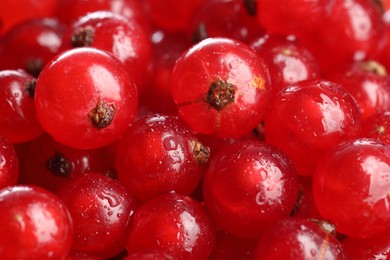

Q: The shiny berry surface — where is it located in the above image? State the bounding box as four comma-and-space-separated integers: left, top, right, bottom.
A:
0, 18, 66, 77
250, 34, 320, 96
171, 37, 270, 138
264, 79, 362, 175
57, 173, 137, 258
127, 193, 216, 260
342, 233, 390, 259
62, 11, 152, 89
19, 133, 114, 193
254, 218, 346, 259
362, 111, 390, 144
0, 185, 73, 259
0, 70, 42, 143
313, 138, 390, 238
116, 114, 209, 201
203, 140, 299, 238
35, 47, 138, 149
0, 135, 19, 189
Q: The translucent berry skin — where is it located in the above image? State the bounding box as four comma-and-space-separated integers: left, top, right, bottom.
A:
313, 138, 390, 238
171, 37, 270, 138
328, 60, 390, 120
256, 0, 330, 36
0, 70, 43, 143
116, 114, 208, 201
0, 18, 66, 77
125, 250, 174, 260
254, 218, 346, 259
0, 135, 19, 189
19, 134, 114, 193
264, 79, 362, 176
0, 185, 73, 259
250, 34, 320, 96
342, 233, 390, 259
62, 11, 152, 89
144, 0, 206, 31
127, 193, 216, 260
35, 47, 138, 150
57, 173, 137, 258
190, 0, 264, 44
203, 140, 299, 238
362, 111, 390, 144
0, 0, 59, 35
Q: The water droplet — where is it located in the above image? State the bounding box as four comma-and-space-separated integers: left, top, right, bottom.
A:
163, 136, 178, 151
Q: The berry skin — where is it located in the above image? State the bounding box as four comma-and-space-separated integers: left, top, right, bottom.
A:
127, 193, 216, 260
264, 79, 362, 175
313, 138, 390, 238
171, 37, 270, 138
115, 114, 209, 201
35, 47, 138, 150
57, 173, 138, 258
0, 70, 43, 143
0, 185, 74, 259
62, 11, 153, 89
254, 218, 346, 259
0, 135, 19, 189
362, 111, 390, 144
203, 140, 299, 238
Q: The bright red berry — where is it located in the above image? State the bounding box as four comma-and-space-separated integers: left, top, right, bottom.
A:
171, 37, 270, 138
313, 138, 390, 238
35, 47, 138, 150
0, 185, 73, 259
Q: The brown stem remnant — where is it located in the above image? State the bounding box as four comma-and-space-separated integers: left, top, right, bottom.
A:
243, 0, 257, 16
25, 79, 37, 98
89, 99, 116, 129
206, 80, 236, 111
46, 151, 73, 177
71, 25, 95, 47
189, 140, 210, 165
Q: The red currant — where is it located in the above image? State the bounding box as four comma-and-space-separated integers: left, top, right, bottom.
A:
313, 138, 390, 238
0, 185, 73, 259
203, 139, 299, 238
171, 37, 270, 138
0, 135, 19, 189
35, 47, 138, 150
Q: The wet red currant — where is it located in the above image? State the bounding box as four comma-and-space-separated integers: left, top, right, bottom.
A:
127, 192, 216, 260
313, 138, 390, 238
57, 172, 138, 258
0, 134, 19, 189
35, 47, 138, 150
0, 185, 73, 259
116, 114, 209, 201
171, 37, 270, 138
203, 139, 299, 238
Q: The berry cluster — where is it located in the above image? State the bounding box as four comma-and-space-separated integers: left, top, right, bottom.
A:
0, 0, 390, 259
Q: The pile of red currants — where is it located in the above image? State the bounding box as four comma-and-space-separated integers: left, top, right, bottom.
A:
0, 0, 390, 259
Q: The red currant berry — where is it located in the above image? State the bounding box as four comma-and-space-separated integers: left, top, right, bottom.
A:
327, 60, 390, 120
362, 111, 390, 144
0, 70, 43, 143
203, 140, 299, 238
250, 34, 320, 96
343, 233, 390, 259
264, 79, 362, 175
35, 47, 138, 150
0, 185, 73, 259
313, 138, 390, 238
171, 37, 270, 138
125, 250, 174, 260
190, 0, 264, 44
0, 0, 59, 35
19, 133, 114, 193
256, 0, 331, 37
127, 193, 216, 260
116, 114, 209, 201
254, 218, 346, 259
0, 18, 66, 77
62, 11, 153, 89
0, 134, 19, 189
57, 172, 137, 258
